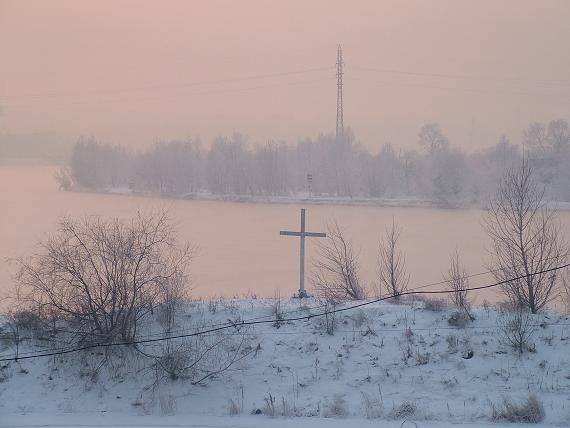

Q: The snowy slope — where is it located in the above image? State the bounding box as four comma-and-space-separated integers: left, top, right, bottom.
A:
1, 298, 570, 426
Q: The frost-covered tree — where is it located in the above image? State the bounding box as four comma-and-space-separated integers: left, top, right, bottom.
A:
485, 160, 567, 313
377, 218, 409, 299
418, 123, 449, 154
312, 222, 365, 302
444, 250, 472, 319
16, 212, 194, 343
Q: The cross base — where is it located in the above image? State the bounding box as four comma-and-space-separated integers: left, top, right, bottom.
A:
293, 289, 312, 299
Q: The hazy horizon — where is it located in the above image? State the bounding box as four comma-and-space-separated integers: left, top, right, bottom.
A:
2, 0, 570, 152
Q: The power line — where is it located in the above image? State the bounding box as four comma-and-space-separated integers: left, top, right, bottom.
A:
2, 255, 567, 359
1, 263, 567, 363
0, 66, 335, 100
346, 76, 570, 102
349, 65, 570, 87
3, 77, 336, 111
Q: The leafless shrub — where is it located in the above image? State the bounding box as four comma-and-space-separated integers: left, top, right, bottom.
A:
0, 309, 45, 360
377, 219, 409, 300
159, 393, 177, 415
207, 298, 219, 314
271, 290, 284, 328
146, 331, 254, 385
1, 315, 23, 360
323, 395, 349, 418
279, 397, 295, 417
15, 211, 194, 344
157, 272, 188, 334
490, 394, 544, 423
311, 221, 365, 302
360, 389, 383, 419
446, 334, 459, 353
350, 309, 368, 329
262, 393, 277, 417
0, 365, 12, 383
484, 160, 567, 314
460, 335, 474, 359
403, 326, 414, 343
388, 400, 417, 419
447, 311, 471, 328
226, 399, 241, 416
498, 308, 536, 354
423, 298, 447, 312
261, 393, 295, 417
415, 351, 430, 365
444, 250, 473, 320
316, 300, 337, 335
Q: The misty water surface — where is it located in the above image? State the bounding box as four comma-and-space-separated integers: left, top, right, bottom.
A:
2, 165, 569, 306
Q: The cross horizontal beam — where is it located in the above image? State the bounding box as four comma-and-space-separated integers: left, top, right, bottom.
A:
280, 231, 326, 238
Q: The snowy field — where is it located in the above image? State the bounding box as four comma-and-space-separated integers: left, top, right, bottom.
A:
1, 297, 570, 427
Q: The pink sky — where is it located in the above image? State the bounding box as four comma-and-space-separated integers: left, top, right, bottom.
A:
1, 0, 570, 151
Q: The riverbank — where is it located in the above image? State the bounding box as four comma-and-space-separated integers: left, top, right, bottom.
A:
101, 187, 570, 211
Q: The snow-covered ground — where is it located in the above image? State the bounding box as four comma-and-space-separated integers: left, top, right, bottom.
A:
1, 297, 570, 427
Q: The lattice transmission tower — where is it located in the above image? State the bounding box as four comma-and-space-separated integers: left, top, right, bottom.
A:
335, 45, 344, 142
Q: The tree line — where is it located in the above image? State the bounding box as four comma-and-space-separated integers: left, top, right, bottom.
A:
61, 119, 570, 206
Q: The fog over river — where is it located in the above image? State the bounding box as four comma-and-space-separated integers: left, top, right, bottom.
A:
2, 165, 569, 306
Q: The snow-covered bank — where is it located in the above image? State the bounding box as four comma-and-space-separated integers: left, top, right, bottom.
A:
101, 187, 443, 208
95, 187, 570, 211
1, 298, 570, 426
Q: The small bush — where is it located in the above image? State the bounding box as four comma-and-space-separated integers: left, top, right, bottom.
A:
415, 351, 430, 365
12, 310, 42, 333
0, 364, 12, 383
491, 395, 544, 423
261, 393, 295, 417
498, 309, 536, 354
321, 302, 337, 335
262, 394, 276, 417
323, 395, 349, 418
360, 391, 383, 419
423, 298, 447, 312
389, 400, 417, 419
271, 291, 284, 329
446, 334, 459, 353
351, 310, 368, 328
226, 399, 241, 416
447, 311, 471, 327
159, 393, 177, 415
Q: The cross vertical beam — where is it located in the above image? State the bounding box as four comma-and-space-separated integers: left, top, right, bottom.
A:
299, 208, 306, 296
280, 208, 326, 298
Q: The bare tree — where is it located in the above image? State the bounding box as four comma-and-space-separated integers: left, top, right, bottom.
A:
377, 218, 409, 299
484, 160, 567, 313
16, 211, 194, 343
444, 250, 473, 319
311, 221, 365, 302
561, 267, 570, 313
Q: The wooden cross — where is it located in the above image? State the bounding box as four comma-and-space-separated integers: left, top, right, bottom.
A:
280, 208, 326, 298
